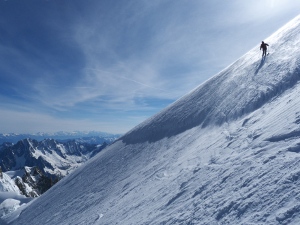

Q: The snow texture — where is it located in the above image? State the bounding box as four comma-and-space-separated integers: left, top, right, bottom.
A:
0, 173, 32, 221
0, 173, 20, 194
5, 14, 300, 225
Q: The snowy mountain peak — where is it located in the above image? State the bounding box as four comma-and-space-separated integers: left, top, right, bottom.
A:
6, 15, 300, 225
0, 138, 100, 176
122, 14, 300, 144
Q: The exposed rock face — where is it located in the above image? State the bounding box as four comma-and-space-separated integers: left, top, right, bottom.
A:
14, 166, 55, 197
0, 138, 103, 176
0, 138, 108, 198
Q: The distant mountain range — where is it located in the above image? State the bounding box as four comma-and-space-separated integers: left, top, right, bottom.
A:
6, 15, 300, 225
0, 131, 120, 205
0, 136, 111, 215
0, 132, 121, 218
0, 131, 121, 144
0, 138, 111, 176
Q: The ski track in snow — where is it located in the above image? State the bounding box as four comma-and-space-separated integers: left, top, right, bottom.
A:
5, 14, 300, 225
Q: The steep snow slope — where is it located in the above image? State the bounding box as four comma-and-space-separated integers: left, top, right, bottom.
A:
6, 15, 300, 225
122, 15, 300, 144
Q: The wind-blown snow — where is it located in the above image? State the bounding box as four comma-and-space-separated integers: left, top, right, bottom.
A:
121, 15, 300, 144
5, 15, 300, 225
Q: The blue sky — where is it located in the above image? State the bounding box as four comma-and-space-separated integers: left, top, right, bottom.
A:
0, 0, 300, 134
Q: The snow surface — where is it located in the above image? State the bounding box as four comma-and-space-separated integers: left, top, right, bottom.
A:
5, 15, 300, 225
0, 173, 32, 221
0, 173, 20, 194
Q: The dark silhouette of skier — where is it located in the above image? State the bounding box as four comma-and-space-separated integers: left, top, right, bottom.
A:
260, 41, 269, 57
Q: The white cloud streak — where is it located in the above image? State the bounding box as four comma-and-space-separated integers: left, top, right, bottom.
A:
1, 0, 300, 133
31, 0, 300, 112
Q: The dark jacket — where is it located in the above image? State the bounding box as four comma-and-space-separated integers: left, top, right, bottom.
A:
260, 42, 269, 50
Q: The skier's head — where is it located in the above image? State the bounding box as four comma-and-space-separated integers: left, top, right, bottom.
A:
262, 41, 264, 44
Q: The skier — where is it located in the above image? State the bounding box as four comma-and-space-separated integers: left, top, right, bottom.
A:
260, 41, 269, 57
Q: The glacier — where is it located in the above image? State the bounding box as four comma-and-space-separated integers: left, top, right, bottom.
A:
4, 15, 300, 225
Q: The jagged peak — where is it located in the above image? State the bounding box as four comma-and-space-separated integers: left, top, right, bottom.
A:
8, 15, 300, 225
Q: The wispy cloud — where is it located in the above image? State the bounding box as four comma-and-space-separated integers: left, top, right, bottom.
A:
60, 1, 211, 110
0, 109, 131, 134
28, 0, 300, 114
1, 1, 300, 133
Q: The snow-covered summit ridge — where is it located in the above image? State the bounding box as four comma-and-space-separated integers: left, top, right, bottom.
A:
122, 15, 300, 144
7, 15, 300, 225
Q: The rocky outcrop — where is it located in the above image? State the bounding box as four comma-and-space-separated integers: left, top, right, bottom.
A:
14, 166, 56, 197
